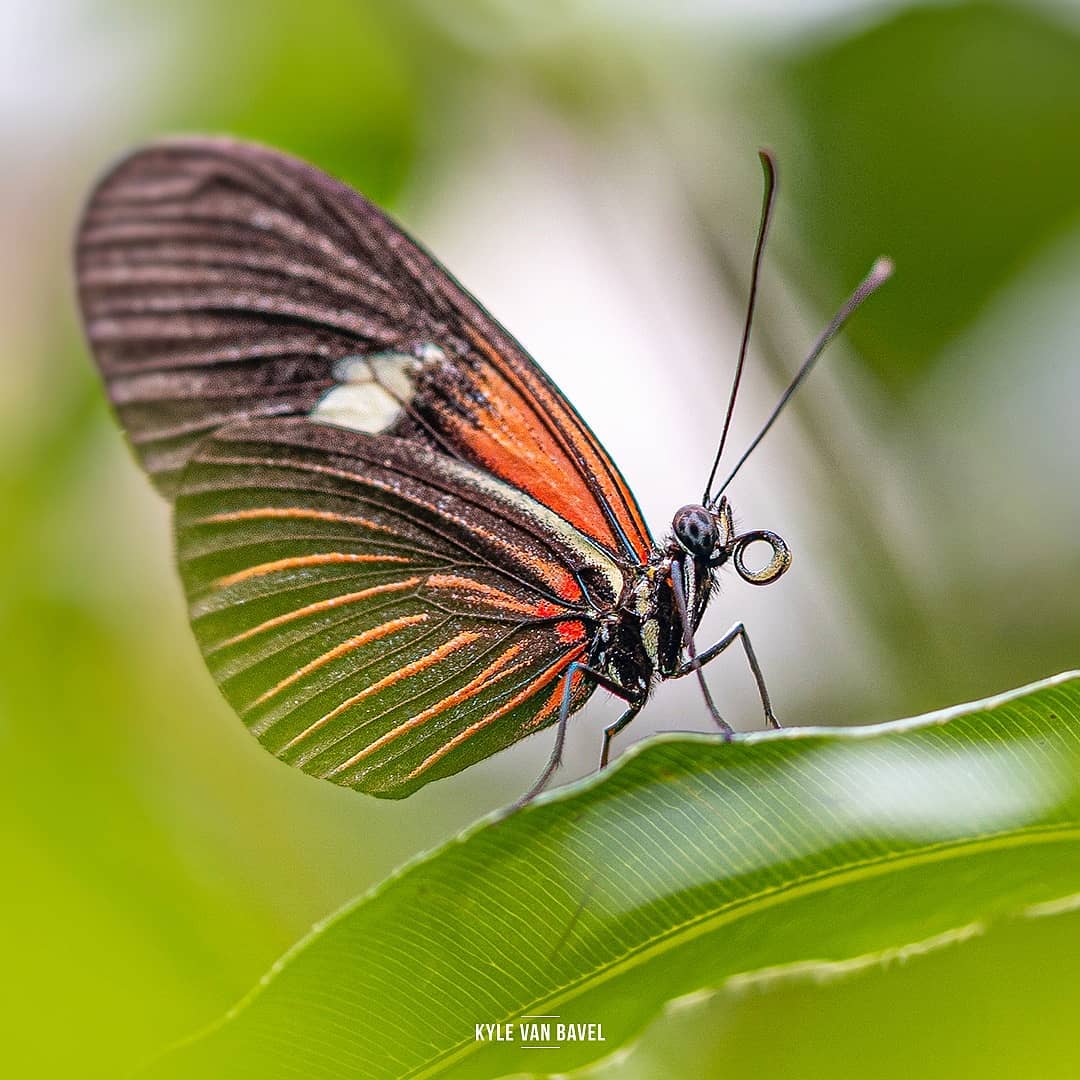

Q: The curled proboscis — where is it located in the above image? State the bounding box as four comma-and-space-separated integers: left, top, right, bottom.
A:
732, 530, 791, 585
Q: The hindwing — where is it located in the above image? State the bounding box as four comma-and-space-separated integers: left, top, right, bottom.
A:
175, 418, 616, 796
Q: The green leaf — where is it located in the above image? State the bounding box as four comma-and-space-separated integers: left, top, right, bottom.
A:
169, 0, 419, 205
143, 672, 1080, 1079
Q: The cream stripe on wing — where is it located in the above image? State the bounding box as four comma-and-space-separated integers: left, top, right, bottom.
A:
214, 551, 411, 589
213, 577, 423, 650
246, 613, 427, 710
325, 643, 526, 778
282, 630, 483, 754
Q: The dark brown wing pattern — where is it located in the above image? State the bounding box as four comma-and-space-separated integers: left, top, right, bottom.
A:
77, 136, 653, 562
176, 418, 617, 797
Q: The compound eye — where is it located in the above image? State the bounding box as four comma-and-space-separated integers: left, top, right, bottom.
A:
672, 504, 718, 558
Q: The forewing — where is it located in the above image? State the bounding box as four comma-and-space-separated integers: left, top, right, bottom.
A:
77, 136, 653, 560
175, 418, 615, 797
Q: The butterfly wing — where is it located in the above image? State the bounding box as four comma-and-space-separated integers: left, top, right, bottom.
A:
176, 417, 616, 797
76, 136, 653, 562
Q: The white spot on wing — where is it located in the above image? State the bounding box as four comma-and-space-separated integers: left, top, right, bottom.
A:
312, 350, 425, 435
314, 382, 402, 434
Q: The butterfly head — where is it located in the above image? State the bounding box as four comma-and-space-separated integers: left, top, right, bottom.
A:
671, 497, 791, 586
671, 503, 724, 562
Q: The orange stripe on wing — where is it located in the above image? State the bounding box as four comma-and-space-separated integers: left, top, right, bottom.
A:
195, 506, 394, 533
407, 644, 586, 780
215, 551, 411, 588
326, 643, 526, 778
462, 521, 583, 603
526, 662, 587, 729
490, 347, 653, 560
247, 613, 427, 709
465, 328, 652, 560
463, 332, 621, 552
191, 452, 585, 603
213, 577, 423, 650
426, 574, 561, 617
282, 630, 482, 753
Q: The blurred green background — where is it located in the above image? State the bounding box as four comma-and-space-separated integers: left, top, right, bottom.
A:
3, 0, 1078, 1076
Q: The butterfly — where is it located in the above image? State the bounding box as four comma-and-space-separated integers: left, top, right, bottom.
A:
75, 137, 889, 803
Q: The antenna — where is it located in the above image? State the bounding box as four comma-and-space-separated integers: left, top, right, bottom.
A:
711, 257, 894, 502
701, 149, 778, 506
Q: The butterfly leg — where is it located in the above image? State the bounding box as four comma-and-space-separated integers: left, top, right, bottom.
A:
599, 702, 644, 769
669, 561, 735, 737
515, 661, 634, 809
674, 622, 781, 730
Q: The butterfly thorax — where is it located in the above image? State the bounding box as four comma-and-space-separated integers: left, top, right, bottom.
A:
591, 544, 718, 702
